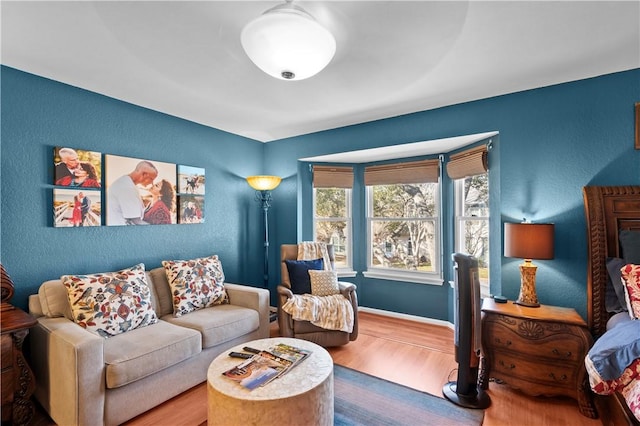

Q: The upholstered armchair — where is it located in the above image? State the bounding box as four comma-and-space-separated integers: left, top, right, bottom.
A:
277, 244, 358, 347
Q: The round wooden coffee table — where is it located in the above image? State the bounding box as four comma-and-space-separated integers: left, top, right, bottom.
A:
207, 337, 333, 426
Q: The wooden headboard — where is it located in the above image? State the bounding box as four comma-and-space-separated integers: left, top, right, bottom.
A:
583, 185, 640, 337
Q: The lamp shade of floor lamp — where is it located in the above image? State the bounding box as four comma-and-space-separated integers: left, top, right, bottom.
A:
247, 176, 282, 289
504, 222, 554, 307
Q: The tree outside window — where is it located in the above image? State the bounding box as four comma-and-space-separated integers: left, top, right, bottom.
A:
368, 183, 439, 274
314, 187, 351, 268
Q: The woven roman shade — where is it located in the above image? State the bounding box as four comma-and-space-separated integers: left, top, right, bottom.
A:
364, 159, 439, 186
313, 165, 354, 188
446, 145, 488, 179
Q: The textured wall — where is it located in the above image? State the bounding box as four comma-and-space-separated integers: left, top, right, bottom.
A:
2, 66, 639, 322
265, 69, 640, 321
1, 67, 265, 310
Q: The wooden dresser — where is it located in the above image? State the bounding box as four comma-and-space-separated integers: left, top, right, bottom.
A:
1, 265, 37, 426
479, 298, 597, 418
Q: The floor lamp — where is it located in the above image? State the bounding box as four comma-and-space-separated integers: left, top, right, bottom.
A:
246, 176, 282, 289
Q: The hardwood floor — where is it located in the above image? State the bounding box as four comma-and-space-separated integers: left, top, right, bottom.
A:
35, 311, 601, 425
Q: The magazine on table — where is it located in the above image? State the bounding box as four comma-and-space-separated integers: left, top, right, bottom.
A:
222, 343, 312, 390
269, 343, 312, 370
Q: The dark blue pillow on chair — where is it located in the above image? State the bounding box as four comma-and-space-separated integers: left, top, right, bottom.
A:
285, 258, 324, 294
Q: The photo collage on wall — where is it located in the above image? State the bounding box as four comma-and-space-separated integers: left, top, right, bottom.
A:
53, 147, 102, 227
177, 165, 205, 224
52, 146, 205, 227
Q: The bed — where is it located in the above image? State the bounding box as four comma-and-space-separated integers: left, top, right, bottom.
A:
583, 185, 640, 425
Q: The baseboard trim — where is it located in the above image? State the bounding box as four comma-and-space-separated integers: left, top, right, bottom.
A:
358, 306, 454, 330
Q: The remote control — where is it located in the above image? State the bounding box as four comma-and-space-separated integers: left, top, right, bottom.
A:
243, 346, 261, 354
228, 352, 253, 359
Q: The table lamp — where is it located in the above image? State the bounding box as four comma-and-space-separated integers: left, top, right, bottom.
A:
504, 222, 554, 307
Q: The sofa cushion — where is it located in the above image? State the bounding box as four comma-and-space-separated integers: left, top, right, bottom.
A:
144, 271, 161, 314
62, 263, 158, 338
103, 320, 202, 389
38, 279, 74, 319
162, 304, 259, 349
148, 266, 174, 317
162, 255, 228, 317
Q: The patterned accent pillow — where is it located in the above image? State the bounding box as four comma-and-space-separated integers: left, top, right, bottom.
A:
162, 255, 228, 317
308, 270, 340, 296
62, 263, 158, 338
620, 264, 640, 319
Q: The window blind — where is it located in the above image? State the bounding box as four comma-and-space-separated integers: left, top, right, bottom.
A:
446, 145, 488, 179
313, 165, 354, 188
364, 159, 439, 185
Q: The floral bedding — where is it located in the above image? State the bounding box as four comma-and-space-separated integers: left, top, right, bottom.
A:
585, 318, 640, 421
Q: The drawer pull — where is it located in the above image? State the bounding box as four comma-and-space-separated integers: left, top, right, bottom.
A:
552, 348, 572, 358
549, 373, 567, 382
495, 338, 512, 347
499, 360, 515, 369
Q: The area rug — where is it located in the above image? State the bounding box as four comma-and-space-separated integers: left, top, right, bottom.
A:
334, 365, 484, 426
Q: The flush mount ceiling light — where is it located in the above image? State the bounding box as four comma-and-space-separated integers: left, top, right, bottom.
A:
241, 0, 336, 81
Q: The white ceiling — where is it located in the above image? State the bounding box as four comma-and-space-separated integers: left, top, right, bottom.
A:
2, 1, 639, 144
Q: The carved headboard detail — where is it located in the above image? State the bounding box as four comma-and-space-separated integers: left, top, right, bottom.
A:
583, 185, 640, 337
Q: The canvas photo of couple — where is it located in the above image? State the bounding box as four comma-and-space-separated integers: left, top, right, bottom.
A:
53, 189, 101, 227
104, 154, 178, 226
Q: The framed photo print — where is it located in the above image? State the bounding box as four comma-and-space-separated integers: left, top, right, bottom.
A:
178, 195, 204, 224
53, 188, 101, 227
53, 146, 102, 188
178, 165, 205, 195
105, 155, 177, 226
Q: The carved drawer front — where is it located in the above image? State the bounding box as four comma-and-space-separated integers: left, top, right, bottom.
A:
486, 319, 583, 362
492, 351, 577, 390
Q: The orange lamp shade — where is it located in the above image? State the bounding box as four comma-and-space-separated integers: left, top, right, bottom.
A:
246, 175, 281, 191
504, 222, 554, 260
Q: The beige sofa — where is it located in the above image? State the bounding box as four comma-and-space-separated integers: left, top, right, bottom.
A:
28, 266, 270, 426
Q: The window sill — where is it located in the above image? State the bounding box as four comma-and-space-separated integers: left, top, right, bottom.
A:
336, 270, 357, 279
362, 270, 443, 286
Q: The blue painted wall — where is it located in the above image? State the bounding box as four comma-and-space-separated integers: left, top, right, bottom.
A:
1, 66, 266, 310
2, 66, 639, 323
265, 69, 640, 321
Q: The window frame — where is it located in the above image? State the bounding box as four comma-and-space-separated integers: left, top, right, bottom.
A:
453, 175, 490, 296
363, 182, 443, 286
312, 186, 354, 273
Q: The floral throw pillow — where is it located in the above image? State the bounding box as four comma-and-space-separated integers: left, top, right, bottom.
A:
308, 270, 340, 296
62, 263, 158, 338
620, 263, 640, 319
162, 255, 228, 317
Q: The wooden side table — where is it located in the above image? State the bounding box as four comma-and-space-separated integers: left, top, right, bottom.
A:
480, 298, 597, 418
1, 264, 37, 426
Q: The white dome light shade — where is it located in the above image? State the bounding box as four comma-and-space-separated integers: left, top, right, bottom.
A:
241, 3, 336, 81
